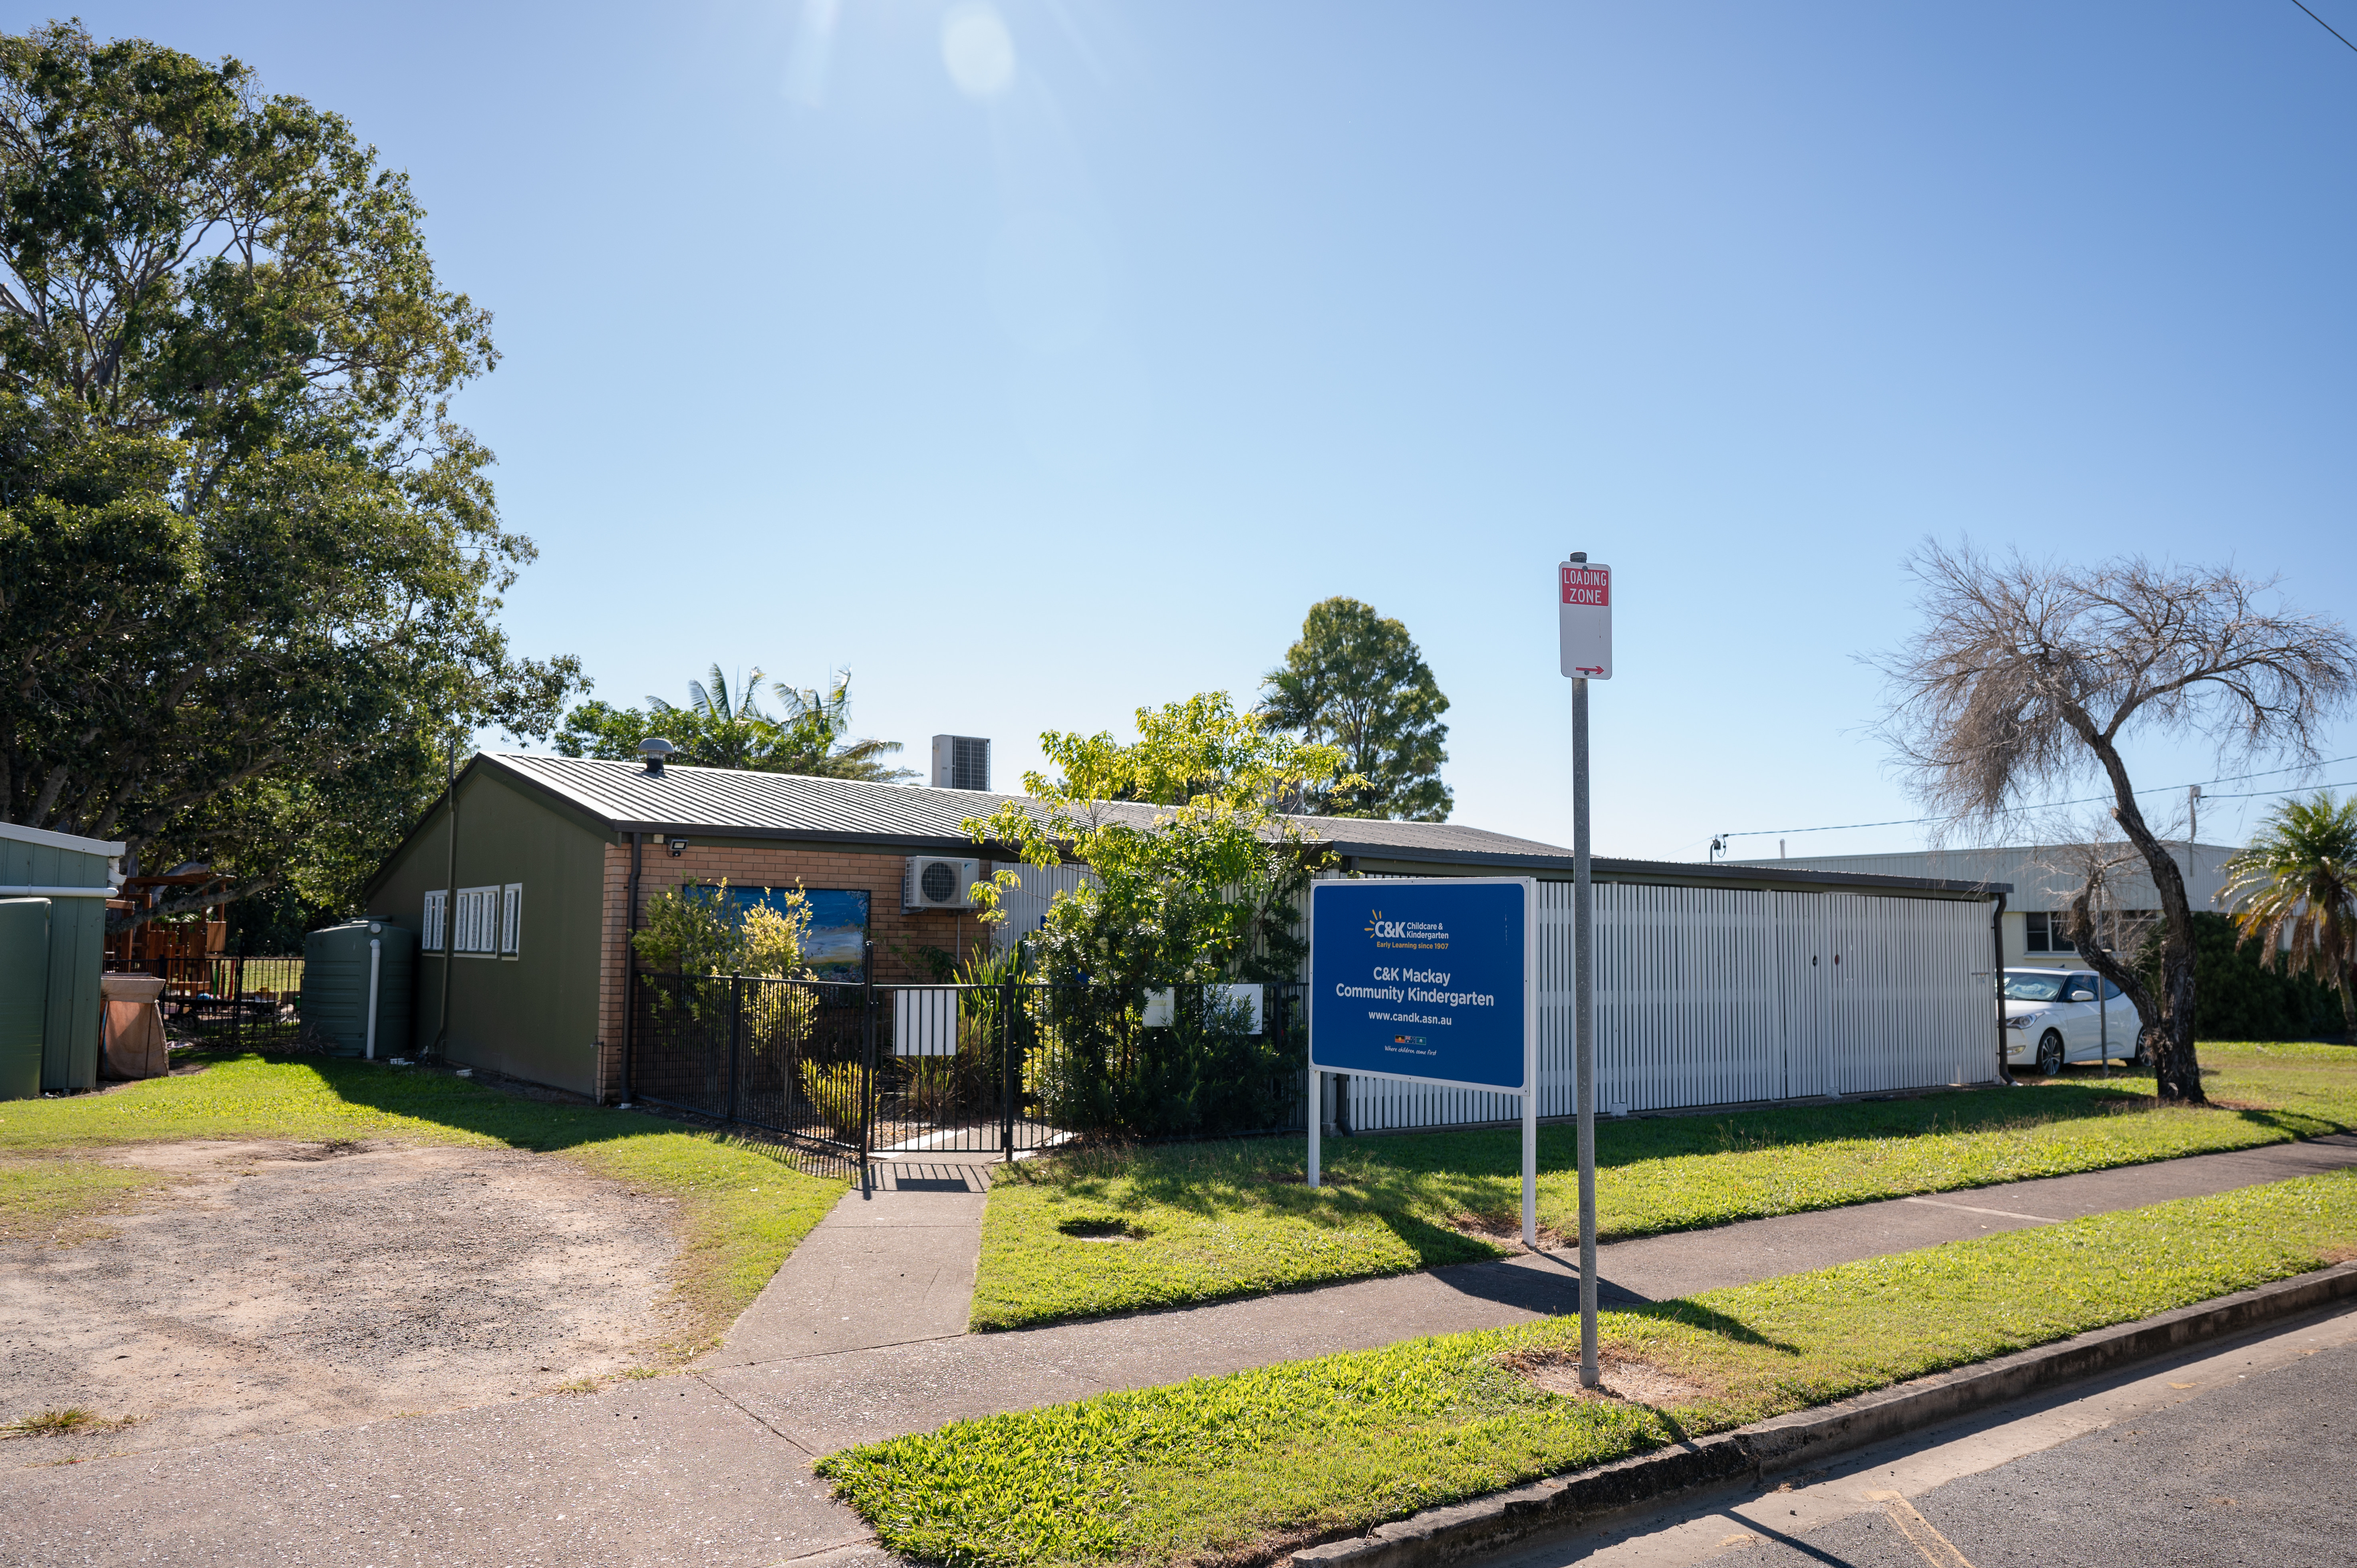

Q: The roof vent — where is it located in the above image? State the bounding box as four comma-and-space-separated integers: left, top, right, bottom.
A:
638, 736, 677, 775
931, 734, 990, 792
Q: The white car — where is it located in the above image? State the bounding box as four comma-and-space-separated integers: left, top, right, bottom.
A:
2003, 967, 2140, 1074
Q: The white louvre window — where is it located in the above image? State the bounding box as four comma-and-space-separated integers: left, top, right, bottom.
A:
501, 884, 522, 956
450, 885, 503, 954
423, 889, 446, 951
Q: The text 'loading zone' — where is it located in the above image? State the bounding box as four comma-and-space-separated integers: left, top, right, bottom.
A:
1309, 878, 1534, 1094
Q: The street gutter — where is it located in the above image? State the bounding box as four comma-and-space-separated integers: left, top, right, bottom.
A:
1284, 1260, 2357, 1568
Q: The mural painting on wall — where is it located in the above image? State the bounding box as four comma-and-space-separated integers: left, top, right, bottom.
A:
722, 886, 871, 982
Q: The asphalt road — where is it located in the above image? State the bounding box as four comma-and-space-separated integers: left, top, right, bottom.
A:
1486, 1303, 2357, 1568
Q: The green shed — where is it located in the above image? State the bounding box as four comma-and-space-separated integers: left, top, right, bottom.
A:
0, 820, 123, 1096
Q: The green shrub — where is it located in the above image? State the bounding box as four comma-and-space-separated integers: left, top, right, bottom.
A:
2139, 912, 2345, 1042
798, 1060, 864, 1133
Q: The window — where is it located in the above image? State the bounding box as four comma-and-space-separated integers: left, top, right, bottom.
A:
425, 886, 507, 955
2024, 912, 2076, 953
2003, 971, 2069, 1002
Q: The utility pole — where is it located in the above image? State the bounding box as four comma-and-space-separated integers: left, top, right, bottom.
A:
435, 734, 458, 1060
2188, 784, 2201, 881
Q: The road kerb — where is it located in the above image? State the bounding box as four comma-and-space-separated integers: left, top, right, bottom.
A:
1283, 1260, 2357, 1568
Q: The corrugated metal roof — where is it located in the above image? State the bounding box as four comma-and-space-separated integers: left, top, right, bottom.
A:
475, 754, 1994, 896
486, 752, 1580, 860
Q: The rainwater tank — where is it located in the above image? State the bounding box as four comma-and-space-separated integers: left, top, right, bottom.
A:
299, 920, 415, 1058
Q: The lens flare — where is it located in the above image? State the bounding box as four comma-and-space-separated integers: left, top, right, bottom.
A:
941, 3, 1017, 100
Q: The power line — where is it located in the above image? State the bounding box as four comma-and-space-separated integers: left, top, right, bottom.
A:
2290, 0, 2357, 56
1716, 754, 2357, 842
2200, 776, 2357, 803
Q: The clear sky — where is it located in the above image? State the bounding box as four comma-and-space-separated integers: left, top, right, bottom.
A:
67, 0, 2357, 858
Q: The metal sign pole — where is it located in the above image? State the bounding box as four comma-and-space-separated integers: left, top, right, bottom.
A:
1558, 548, 1610, 1393
1573, 673, 1598, 1388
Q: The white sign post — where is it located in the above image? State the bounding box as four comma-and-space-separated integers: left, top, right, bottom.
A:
1558, 553, 1609, 1390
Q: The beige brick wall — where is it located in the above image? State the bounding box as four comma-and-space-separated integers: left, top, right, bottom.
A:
594, 840, 997, 1101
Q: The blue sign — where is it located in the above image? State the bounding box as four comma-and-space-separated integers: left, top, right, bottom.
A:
1309, 878, 1534, 1093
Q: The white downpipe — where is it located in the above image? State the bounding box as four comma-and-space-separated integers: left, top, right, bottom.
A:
0, 885, 111, 897
365, 939, 383, 1061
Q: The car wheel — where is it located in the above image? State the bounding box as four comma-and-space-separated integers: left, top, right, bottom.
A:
2037, 1030, 2066, 1076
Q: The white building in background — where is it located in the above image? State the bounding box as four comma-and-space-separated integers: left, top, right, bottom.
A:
1722, 844, 2237, 971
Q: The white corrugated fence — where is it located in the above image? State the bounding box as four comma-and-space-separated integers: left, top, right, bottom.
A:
1328, 876, 1997, 1131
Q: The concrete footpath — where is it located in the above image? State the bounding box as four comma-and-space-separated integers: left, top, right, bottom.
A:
697, 1135, 2357, 1456
6, 1136, 2354, 1566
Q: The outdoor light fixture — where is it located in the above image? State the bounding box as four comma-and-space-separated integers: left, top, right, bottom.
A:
638, 736, 676, 775
667, 838, 689, 857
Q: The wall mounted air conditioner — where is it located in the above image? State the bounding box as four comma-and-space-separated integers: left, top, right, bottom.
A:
904, 856, 981, 912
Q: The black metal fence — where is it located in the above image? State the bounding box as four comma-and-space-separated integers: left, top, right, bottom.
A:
627, 975, 1307, 1164
119, 955, 307, 1050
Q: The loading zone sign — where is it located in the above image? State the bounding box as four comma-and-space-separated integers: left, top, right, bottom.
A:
1559, 560, 1612, 679
1309, 878, 1536, 1093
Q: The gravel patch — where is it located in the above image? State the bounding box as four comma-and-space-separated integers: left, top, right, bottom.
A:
0, 1140, 684, 1461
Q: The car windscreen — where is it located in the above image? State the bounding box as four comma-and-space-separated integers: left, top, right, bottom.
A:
2003, 973, 2069, 1002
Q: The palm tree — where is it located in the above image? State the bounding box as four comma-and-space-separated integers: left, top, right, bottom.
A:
649, 666, 777, 770
766, 670, 913, 781
2218, 791, 2357, 1040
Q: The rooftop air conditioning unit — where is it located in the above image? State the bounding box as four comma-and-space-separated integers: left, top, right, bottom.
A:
931, 734, 991, 792
905, 856, 981, 912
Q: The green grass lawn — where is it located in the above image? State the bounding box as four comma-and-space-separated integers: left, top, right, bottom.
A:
973, 1040, 2357, 1330
831, 1169, 2357, 1568
0, 1050, 845, 1349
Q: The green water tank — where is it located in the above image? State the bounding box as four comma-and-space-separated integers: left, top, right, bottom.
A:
0, 898, 49, 1100
298, 920, 416, 1058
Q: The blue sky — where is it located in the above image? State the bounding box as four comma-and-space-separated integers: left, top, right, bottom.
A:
71, 0, 2357, 857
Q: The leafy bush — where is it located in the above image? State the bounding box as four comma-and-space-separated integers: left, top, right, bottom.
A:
634, 879, 813, 978
637, 880, 820, 1041
965, 693, 1347, 997
1023, 985, 1302, 1141
2138, 912, 2346, 1042
798, 1060, 864, 1133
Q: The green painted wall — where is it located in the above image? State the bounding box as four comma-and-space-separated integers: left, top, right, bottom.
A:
367, 766, 610, 1095
0, 899, 51, 1100
1, 834, 111, 1091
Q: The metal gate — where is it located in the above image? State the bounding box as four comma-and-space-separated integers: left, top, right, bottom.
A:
626, 975, 1309, 1167
116, 955, 306, 1050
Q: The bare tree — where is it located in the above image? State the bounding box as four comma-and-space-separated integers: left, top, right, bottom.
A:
2026, 814, 2171, 1065
1876, 544, 2357, 1103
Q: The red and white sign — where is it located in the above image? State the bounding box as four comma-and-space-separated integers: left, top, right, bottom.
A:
1558, 560, 1612, 679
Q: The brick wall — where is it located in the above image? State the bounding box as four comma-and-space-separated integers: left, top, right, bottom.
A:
594, 840, 997, 1102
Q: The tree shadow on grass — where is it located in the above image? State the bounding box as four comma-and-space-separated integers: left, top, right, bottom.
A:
197, 1048, 821, 1170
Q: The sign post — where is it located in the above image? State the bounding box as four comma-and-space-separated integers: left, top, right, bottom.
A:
1559, 552, 1610, 1390
1307, 878, 1537, 1246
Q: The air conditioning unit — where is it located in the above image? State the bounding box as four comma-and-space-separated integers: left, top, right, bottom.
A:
931, 734, 991, 792
905, 856, 981, 912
